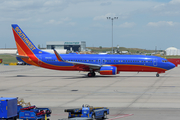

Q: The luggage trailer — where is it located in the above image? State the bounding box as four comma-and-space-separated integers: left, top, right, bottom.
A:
65, 104, 109, 119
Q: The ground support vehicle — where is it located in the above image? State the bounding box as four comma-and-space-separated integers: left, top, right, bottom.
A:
64, 104, 109, 119
0, 97, 17, 120
0, 97, 51, 120
19, 106, 51, 120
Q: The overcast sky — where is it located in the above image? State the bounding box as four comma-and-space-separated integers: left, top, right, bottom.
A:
1, 0, 180, 50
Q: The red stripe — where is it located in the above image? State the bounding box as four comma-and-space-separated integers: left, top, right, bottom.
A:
100, 70, 113, 75
115, 65, 166, 73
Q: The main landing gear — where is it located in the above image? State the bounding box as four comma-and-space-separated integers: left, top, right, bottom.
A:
87, 72, 96, 77
156, 73, 159, 77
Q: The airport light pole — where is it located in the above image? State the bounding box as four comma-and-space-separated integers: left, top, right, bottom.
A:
107, 17, 118, 54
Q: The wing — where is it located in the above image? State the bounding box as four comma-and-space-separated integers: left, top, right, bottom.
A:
53, 49, 101, 71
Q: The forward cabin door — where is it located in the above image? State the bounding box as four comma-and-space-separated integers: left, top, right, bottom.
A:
153, 58, 157, 66
98, 59, 101, 65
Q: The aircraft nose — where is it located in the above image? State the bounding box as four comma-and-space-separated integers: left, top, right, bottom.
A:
169, 62, 175, 69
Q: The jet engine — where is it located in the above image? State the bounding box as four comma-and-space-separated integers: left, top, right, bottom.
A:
99, 66, 117, 75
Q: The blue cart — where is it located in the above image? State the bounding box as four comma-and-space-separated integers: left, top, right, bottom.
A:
65, 104, 109, 119
19, 107, 51, 120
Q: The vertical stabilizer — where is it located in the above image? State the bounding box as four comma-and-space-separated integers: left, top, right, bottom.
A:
12, 24, 41, 56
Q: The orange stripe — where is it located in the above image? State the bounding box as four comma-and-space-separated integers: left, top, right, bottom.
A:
16, 41, 39, 66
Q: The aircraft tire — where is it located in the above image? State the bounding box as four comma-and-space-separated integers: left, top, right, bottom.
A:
156, 73, 159, 77
88, 72, 96, 77
92, 72, 96, 77
88, 73, 92, 77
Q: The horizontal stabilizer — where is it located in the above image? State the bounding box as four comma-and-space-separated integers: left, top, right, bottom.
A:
16, 55, 29, 58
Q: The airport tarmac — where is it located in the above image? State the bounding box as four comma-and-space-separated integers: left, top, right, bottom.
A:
0, 65, 180, 119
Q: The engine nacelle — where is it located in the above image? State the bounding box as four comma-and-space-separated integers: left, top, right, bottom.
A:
99, 66, 117, 75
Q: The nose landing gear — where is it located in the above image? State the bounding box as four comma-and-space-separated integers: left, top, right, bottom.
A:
156, 73, 159, 77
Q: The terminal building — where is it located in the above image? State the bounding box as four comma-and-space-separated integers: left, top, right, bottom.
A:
46, 41, 86, 52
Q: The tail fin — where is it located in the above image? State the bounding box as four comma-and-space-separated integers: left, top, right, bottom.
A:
12, 24, 41, 56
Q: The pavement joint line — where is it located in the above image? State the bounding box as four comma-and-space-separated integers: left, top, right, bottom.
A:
59, 72, 140, 107
116, 72, 166, 115
107, 114, 133, 120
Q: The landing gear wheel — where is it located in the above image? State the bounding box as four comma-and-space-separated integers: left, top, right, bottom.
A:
156, 73, 159, 77
88, 72, 96, 77
92, 72, 96, 77
88, 73, 92, 77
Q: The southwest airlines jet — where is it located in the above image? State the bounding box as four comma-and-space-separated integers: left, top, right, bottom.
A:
12, 24, 175, 77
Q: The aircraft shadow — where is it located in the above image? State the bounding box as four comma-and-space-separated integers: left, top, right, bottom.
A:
65, 76, 168, 79
14, 75, 168, 79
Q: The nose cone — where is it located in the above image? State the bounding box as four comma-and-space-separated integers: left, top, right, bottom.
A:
168, 62, 175, 70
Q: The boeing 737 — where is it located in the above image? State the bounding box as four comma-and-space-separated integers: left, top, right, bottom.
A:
12, 24, 175, 77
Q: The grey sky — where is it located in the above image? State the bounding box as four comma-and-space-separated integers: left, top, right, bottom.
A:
0, 0, 180, 50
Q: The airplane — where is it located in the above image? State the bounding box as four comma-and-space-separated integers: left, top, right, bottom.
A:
12, 24, 175, 77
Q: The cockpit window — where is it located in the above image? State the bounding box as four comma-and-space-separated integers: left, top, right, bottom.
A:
162, 60, 168, 63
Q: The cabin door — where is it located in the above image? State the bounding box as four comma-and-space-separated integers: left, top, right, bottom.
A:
98, 59, 105, 65
153, 58, 157, 66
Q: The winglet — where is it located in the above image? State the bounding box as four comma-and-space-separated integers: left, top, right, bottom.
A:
76, 51, 79, 54
53, 49, 64, 62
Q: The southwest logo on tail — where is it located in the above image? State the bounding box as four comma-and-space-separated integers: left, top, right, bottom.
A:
12, 24, 175, 77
